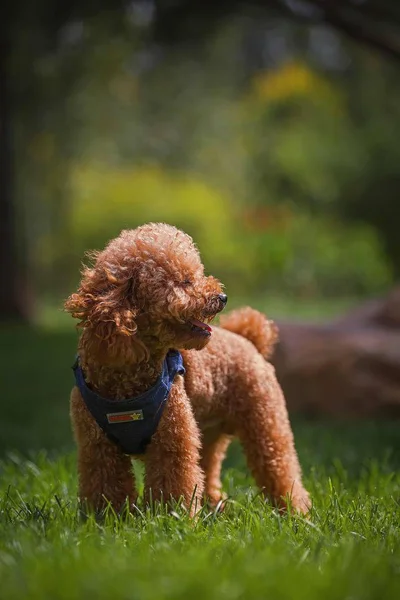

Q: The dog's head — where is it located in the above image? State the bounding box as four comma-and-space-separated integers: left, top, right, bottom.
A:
64, 223, 227, 365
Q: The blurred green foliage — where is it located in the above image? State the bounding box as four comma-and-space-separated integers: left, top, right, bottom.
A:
61, 163, 390, 297
17, 17, 399, 305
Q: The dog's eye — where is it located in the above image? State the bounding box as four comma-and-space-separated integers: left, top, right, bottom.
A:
181, 279, 192, 286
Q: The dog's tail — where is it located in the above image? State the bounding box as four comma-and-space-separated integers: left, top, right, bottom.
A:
219, 307, 278, 360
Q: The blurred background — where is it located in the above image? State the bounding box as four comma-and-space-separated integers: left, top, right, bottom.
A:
1, 1, 400, 458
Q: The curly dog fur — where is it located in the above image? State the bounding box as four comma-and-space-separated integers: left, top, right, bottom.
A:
65, 223, 310, 515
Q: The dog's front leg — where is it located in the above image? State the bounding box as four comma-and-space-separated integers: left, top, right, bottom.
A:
143, 376, 204, 516
71, 388, 137, 515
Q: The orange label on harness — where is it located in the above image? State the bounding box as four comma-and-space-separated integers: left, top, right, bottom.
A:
106, 410, 144, 424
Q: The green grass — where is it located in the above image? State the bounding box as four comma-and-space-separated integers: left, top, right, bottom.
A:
0, 436, 399, 600
0, 318, 399, 599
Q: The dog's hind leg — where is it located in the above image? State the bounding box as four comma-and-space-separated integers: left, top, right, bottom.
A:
200, 432, 232, 507
234, 359, 311, 514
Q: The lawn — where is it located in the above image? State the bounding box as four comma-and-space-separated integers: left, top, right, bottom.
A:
0, 316, 399, 599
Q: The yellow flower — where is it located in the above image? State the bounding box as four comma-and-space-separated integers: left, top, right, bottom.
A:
252, 61, 342, 113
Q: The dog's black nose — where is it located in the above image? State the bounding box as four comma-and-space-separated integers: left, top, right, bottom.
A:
218, 293, 228, 305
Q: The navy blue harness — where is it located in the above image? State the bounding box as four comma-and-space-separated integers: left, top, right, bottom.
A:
72, 350, 185, 455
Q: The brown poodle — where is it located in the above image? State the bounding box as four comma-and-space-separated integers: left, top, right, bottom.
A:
65, 223, 310, 516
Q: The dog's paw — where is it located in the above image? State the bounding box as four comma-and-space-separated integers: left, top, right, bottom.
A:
205, 492, 228, 512
285, 487, 311, 515
277, 484, 311, 516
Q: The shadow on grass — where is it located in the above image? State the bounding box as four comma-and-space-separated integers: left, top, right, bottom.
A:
225, 419, 400, 480
0, 325, 78, 455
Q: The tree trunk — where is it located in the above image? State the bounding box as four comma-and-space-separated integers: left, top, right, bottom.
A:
271, 288, 400, 419
0, 23, 30, 321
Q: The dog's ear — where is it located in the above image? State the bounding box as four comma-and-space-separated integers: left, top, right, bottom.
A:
64, 261, 149, 364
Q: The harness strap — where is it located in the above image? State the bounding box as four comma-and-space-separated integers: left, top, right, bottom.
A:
72, 350, 185, 454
